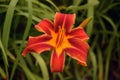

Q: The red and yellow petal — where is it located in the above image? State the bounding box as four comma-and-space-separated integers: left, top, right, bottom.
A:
54, 12, 75, 33
50, 50, 65, 72
69, 28, 89, 41
22, 43, 52, 57
65, 48, 88, 66
27, 34, 52, 46
35, 19, 54, 35
68, 38, 89, 53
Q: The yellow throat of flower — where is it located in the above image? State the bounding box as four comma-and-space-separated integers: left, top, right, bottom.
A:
56, 26, 65, 48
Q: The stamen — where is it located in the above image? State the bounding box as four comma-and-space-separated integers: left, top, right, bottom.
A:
56, 26, 65, 48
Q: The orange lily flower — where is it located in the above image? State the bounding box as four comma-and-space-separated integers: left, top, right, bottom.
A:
22, 12, 91, 72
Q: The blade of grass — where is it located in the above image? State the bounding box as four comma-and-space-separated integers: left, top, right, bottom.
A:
7, 50, 16, 61
0, 67, 6, 80
66, 4, 89, 11
98, 16, 106, 32
25, 55, 35, 71
0, 39, 8, 65
32, 53, 49, 80
32, 73, 43, 80
10, 0, 32, 79
97, 47, 103, 80
18, 64, 36, 80
7, 50, 37, 80
67, 0, 99, 12
32, 0, 55, 13
104, 37, 115, 80
91, 35, 98, 49
2, 0, 18, 50
74, 61, 81, 80
16, 12, 41, 22
0, 39, 8, 80
46, 0, 59, 11
97, 16, 107, 44
100, 15, 117, 33
57, 73, 64, 80
102, 3, 120, 13
1, 0, 18, 78
53, 73, 64, 80
89, 48, 97, 80
98, 0, 106, 10
73, 0, 82, 6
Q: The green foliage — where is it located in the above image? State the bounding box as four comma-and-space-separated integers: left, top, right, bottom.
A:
0, 0, 120, 80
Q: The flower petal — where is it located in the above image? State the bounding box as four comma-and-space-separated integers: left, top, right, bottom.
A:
27, 34, 52, 46
50, 50, 65, 72
54, 12, 75, 33
65, 48, 88, 66
68, 38, 89, 53
69, 28, 89, 41
35, 19, 54, 35
22, 43, 52, 57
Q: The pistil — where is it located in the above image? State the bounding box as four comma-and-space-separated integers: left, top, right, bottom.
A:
56, 26, 65, 48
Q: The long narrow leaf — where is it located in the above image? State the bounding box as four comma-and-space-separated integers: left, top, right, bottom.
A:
101, 15, 117, 33
46, 0, 59, 11
89, 49, 97, 80
0, 67, 6, 79
104, 37, 115, 80
10, 0, 32, 79
0, 39, 8, 79
1, 0, 18, 78
32, 53, 49, 80
2, 0, 18, 49
0, 39, 8, 67
18, 64, 36, 80
97, 47, 103, 80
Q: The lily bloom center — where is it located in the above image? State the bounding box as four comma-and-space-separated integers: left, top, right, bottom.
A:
47, 25, 70, 55
56, 26, 65, 48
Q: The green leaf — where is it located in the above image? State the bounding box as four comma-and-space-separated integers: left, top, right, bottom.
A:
0, 39, 8, 79
10, 0, 32, 79
0, 67, 6, 79
1, 0, 18, 78
101, 15, 117, 33
89, 49, 97, 80
32, 53, 49, 80
97, 47, 103, 80
102, 3, 120, 13
73, 0, 82, 6
46, 0, 59, 11
104, 37, 115, 80
0, 39, 8, 67
18, 64, 36, 80
2, 0, 18, 49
